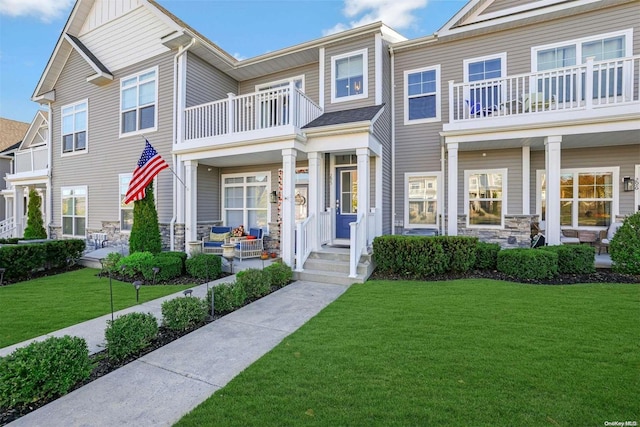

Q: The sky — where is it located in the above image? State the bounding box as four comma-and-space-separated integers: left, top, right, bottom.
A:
0, 0, 467, 124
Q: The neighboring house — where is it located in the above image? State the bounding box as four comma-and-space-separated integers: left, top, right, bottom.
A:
20, 0, 639, 281
0, 117, 30, 228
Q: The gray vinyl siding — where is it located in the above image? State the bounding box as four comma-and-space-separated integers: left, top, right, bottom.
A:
393, 1, 639, 221
51, 49, 176, 231
238, 63, 320, 105
324, 36, 376, 113
186, 53, 238, 107
530, 144, 640, 217
197, 166, 221, 222
482, 0, 533, 15
0, 159, 10, 219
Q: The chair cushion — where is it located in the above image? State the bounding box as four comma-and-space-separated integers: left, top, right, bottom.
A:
246, 235, 257, 240
608, 222, 622, 240
203, 241, 223, 247
209, 232, 230, 242
248, 228, 263, 238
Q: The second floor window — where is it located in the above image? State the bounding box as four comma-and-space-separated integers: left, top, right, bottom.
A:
332, 49, 368, 102
62, 100, 87, 153
464, 54, 506, 109
405, 65, 440, 123
121, 68, 157, 135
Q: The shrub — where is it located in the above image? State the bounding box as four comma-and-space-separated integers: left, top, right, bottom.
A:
610, 212, 640, 275
237, 268, 270, 299
264, 262, 293, 288
147, 254, 183, 283
0, 336, 92, 409
540, 245, 595, 274
497, 248, 558, 280
0, 239, 85, 282
157, 251, 187, 274
23, 188, 47, 240
102, 252, 123, 275
104, 312, 158, 363
129, 182, 162, 255
475, 242, 501, 270
161, 297, 208, 331
117, 251, 155, 279
373, 235, 449, 278
186, 253, 222, 280
437, 236, 478, 273
208, 282, 247, 315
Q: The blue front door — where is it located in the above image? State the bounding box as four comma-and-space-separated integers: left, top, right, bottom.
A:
335, 167, 357, 239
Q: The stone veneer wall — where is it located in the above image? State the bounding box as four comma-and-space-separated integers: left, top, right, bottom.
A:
457, 214, 538, 248
266, 222, 280, 254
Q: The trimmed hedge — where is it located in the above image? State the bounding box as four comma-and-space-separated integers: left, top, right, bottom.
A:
0, 336, 92, 410
147, 255, 183, 283
497, 248, 558, 280
475, 242, 501, 270
610, 212, 640, 275
209, 282, 247, 315
161, 297, 208, 331
236, 268, 270, 299
540, 245, 595, 274
438, 236, 478, 273
104, 312, 158, 363
0, 239, 85, 282
373, 235, 449, 278
157, 251, 188, 274
186, 253, 223, 280
264, 262, 293, 289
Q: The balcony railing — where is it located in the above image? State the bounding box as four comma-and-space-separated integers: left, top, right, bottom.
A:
184, 82, 323, 142
14, 146, 48, 174
449, 55, 640, 122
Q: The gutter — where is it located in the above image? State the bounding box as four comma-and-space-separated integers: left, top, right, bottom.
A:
170, 38, 196, 251
390, 45, 396, 234
46, 102, 53, 239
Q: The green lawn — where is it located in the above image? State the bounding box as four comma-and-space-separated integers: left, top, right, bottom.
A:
177, 279, 639, 426
0, 268, 193, 348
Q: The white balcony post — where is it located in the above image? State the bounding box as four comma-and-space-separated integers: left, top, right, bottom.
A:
447, 142, 459, 236
227, 92, 235, 134
288, 81, 297, 127
585, 57, 594, 109
522, 146, 530, 214
183, 160, 198, 251
281, 148, 297, 267
448, 80, 455, 121
545, 136, 562, 245
356, 148, 370, 250
15, 186, 24, 237
308, 151, 321, 251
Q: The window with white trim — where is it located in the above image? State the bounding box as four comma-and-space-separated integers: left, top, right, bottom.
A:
120, 67, 157, 135
331, 49, 368, 103
404, 65, 441, 124
61, 186, 87, 237
463, 53, 506, 108
61, 100, 87, 154
537, 168, 618, 228
405, 173, 440, 228
222, 172, 269, 229
119, 174, 133, 231
465, 169, 506, 227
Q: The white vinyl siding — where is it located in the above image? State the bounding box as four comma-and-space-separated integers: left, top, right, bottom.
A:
222, 172, 269, 229
404, 65, 441, 124
331, 48, 368, 103
120, 67, 158, 136
61, 186, 87, 237
465, 169, 507, 228
61, 100, 87, 155
119, 174, 133, 231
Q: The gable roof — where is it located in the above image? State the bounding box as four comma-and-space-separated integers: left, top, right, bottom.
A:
0, 117, 30, 151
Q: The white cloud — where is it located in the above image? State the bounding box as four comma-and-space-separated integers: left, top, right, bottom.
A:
323, 0, 428, 36
0, 0, 73, 22
232, 52, 247, 61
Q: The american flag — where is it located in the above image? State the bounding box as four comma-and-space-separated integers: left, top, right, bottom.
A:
124, 140, 169, 204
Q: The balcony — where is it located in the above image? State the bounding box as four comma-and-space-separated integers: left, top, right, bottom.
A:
445, 55, 640, 132
13, 146, 48, 175
183, 83, 322, 145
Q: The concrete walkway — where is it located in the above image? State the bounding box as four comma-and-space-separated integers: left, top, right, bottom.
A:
5, 279, 350, 426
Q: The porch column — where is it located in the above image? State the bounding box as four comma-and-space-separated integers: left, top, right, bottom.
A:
176, 156, 185, 224
184, 160, 198, 251
281, 148, 297, 267
15, 186, 24, 237
522, 146, 530, 214
356, 148, 370, 245
447, 143, 459, 236
308, 151, 321, 251
545, 136, 562, 245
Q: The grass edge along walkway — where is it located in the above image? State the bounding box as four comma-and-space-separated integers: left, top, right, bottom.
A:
0, 268, 193, 348
176, 279, 639, 427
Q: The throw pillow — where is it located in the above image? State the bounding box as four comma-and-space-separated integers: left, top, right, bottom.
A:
210, 232, 230, 242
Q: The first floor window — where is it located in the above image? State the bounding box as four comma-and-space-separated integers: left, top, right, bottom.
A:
539, 169, 616, 227
223, 173, 269, 229
119, 174, 133, 231
405, 66, 440, 123
405, 173, 439, 227
61, 100, 87, 153
62, 186, 87, 237
121, 67, 157, 134
466, 169, 506, 227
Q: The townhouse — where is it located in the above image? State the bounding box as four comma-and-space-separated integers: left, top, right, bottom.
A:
5, 0, 638, 282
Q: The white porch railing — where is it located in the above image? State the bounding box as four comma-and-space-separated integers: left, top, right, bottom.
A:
14, 146, 48, 174
367, 209, 376, 247
349, 213, 366, 278
318, 209, 332, 246
0, 217, 15, 239
295, 214, 314, 272
449, 55, 640, 122
184, 83, 322, 141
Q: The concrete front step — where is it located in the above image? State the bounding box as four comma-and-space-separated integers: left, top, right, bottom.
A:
303, 257, 370, 276
294, 269, 367, 285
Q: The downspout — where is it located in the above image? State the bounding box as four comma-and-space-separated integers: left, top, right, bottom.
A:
46, 102, 53, 238
441, 138, 446, 236
170, 37, 196, 251
389, 45, 396, 234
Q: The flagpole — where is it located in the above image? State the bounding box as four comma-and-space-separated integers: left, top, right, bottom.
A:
140, 134, 187, 189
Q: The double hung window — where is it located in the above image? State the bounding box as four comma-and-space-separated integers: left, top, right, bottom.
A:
119, 174, 133, 231
404, 66, 440, 124
465, 169, 506, 227
405, 173, 440, 228
222, 173, 269, 229
464, 54, 506, 109
61, 186, 87, 237
332, 49, 367, 102
121, 68, 157, 135
61, 100, 87, 154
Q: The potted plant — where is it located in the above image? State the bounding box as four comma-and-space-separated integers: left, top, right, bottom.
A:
260, 251, 269, 260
